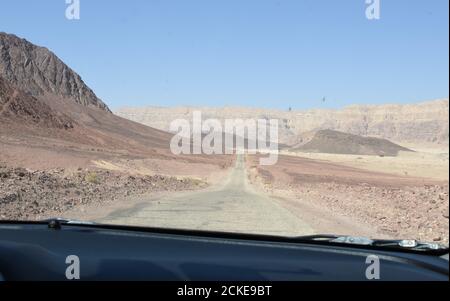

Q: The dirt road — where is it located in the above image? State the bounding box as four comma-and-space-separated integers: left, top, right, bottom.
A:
99, 155, 315, 236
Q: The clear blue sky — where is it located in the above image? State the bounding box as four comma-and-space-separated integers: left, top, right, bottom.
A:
1, 0, 448, 110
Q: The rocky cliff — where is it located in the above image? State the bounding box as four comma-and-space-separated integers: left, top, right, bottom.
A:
0, 32, 110, 112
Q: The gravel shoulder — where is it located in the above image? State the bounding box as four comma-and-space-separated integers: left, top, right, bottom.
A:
0, 165, 207, 221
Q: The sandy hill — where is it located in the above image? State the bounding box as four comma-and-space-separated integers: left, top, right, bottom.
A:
292, 129, 413, 156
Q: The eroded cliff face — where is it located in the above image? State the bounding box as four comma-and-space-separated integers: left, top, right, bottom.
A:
116, 99, 449, 145
0, 32, 110, 112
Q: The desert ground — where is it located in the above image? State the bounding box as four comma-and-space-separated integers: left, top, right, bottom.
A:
1, 137, 448, 245
282, 145, 449, 181
15, 145, 443, 246
247, 148, 449, 245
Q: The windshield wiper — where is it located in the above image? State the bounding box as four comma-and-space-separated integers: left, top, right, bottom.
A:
44, 218, 97, 230
37, 220, 448, 254
297, 235, 448, 253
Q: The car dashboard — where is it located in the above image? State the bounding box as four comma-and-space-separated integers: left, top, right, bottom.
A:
0, 222, 448, 281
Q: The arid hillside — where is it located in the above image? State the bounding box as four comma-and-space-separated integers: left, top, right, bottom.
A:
0, 75, 74, 130
0, 32, 231, 172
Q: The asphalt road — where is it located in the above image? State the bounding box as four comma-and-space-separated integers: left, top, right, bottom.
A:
100, 155, 314, 236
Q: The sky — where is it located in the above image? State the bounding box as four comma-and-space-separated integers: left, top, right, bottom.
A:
0, 0, 448, 110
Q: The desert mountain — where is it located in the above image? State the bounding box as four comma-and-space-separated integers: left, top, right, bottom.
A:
291, 129, 412, 156
0, 32, 169, 150
0, 33, 172, 167
117, 99, 449, 146
0, 32, 232, 172
0, 32, 110, 112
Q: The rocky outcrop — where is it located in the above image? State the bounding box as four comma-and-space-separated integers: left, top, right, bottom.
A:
0, 32, 110, 112
0, 75, 74, 129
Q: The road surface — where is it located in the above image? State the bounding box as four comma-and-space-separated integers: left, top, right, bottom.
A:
99, 155, 314, 236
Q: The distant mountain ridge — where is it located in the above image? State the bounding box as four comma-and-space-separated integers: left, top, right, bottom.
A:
116, 99, 449, 146
0, 32, 110, 112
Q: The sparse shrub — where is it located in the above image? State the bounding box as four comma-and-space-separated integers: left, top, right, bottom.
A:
85, 172, 99, 184
191, 179, 204, 186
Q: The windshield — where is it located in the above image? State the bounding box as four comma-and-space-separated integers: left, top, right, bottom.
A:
0, 0, 448, 247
